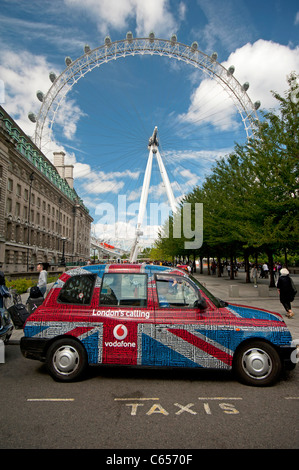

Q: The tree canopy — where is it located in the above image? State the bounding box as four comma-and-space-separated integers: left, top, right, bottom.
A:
151, 73, 299, 285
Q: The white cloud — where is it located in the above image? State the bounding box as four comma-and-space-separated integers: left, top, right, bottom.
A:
135, 0, 177, 37
93, 220, 159, 249
179, 40, 299, 130
0, 48, 86, 144
222, 40, 299, 109
164, 148, 231, 163
295, 12, 299, 25
0, 50, 51, 136
54, 99, 86, 140
178, 78, 238, 130
85, 179, 125, 194
74, 166, 140, 195
72, 162, 92, 179
64, 0, 179, 37
196, 0, 256, 53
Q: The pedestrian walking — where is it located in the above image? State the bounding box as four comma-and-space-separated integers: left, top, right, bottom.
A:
36, 263, 48, 297
277, 268, 297, 318
0, 271, 10, 308
250, 264, 258, 287
262, 263, 269, 278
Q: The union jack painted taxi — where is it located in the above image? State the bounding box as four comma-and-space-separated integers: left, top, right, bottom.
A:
20, 264, 296, 386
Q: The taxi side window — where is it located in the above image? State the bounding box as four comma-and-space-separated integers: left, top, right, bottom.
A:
58, 274, 96, 305
156, 275, 198, 308
99, 273, 147, 307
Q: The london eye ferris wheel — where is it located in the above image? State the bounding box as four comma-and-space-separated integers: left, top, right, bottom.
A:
28, 33, 261, 260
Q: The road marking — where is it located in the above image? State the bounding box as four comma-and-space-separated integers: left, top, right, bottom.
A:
114, 397, 159, 401
284, 397, 299, 400
27, 398, 74, 402
198, 397, 243, 400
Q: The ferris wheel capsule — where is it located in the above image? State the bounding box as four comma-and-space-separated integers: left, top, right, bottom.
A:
36, 90, 44, 102
149, 32, 155, 43
105, 36, 112, 46
126, 31, 133, 43
65, 56, 72, 67
211, 52, 218, 61
191, 41, 198, 51
227, 65, 235, 76
242, 82, 250, 92
170, 34, 177, 45
84, 44, 91, 54
28, 112, 37, 123
49, 72, 57, 83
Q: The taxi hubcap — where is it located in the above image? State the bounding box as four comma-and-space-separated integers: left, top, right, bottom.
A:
242, 348, 272, 379
53, 345, 80, 375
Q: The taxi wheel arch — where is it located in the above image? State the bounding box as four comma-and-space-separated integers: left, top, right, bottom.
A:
233, 339, 282, 387
45, 336, 88, 382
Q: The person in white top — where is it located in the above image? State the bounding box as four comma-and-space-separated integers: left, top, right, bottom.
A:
262, 263, 269, 278
37, 263, 48, 296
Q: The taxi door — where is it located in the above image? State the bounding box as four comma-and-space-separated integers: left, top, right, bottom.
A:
149, 274, 232, 370
98, 272, 154, 366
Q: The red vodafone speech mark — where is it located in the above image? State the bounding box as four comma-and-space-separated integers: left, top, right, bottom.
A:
113, 324, 128, 340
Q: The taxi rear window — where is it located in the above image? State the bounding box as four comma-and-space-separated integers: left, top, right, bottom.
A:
58, 274, 96, 305
99, 273, 147, 307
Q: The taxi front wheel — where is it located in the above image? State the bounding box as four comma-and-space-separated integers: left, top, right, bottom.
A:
233, 341, 282, 386
46, 338, 88, 382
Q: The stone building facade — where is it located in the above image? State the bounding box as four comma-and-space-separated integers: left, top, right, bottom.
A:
0, 105, 93, 274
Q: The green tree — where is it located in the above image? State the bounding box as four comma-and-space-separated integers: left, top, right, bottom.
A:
152, 74, 299, 285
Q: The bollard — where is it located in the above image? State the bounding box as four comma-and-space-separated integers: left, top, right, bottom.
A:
229, 285, 239, 297
0, 340, 4, 363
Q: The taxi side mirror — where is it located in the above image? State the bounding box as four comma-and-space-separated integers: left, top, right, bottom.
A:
194, 298, 207, 310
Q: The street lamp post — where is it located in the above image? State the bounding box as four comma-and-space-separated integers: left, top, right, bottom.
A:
26, 172, 34, 272
60, 237, 67, 267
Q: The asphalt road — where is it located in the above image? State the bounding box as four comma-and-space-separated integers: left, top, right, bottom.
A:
1, 344, 298, 450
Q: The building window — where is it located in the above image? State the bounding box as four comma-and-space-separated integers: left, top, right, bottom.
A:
6, 198, 12, 213
8, 179, 13, 192
15, 202, 20, 217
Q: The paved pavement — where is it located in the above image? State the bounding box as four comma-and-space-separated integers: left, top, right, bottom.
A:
7, 269, 299, 344
193, 269, 299, 341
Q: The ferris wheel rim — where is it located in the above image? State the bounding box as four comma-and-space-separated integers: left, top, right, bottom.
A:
33, 35, 260, 150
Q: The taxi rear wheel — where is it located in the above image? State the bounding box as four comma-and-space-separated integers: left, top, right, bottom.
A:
233, 341, 282, 386
46, 338, 87, 382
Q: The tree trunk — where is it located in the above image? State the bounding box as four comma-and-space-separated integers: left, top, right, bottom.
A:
244, 250, 250, 283
230, 253, 234, 280
267, 250, 275, 288
217, 255, 222, 277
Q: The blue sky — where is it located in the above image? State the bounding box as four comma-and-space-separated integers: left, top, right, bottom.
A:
0, 0, 298, 250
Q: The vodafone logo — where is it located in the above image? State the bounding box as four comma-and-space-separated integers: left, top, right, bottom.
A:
105, 324, 135, 348
113, 324, 128, 341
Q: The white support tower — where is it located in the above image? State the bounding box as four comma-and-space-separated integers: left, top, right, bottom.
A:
129, 127, 176, 263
